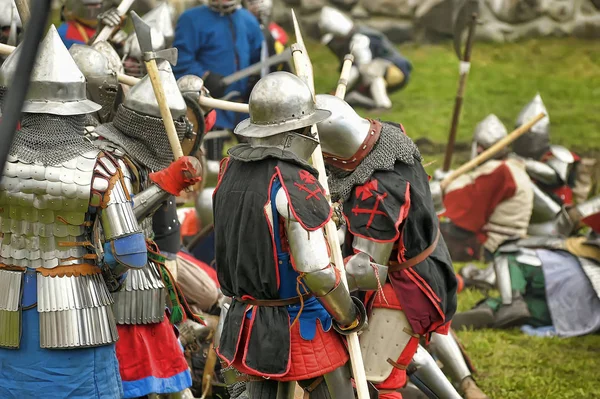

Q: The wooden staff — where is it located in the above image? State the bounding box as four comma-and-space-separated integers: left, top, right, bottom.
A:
441, 112, 546, 191
335, 54, 354, 99
13, 0, 30, 27
93, 0, 136, 44
290, 10, 370, 399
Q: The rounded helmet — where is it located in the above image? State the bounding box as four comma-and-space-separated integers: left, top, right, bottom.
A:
234, 71, 330, 138
319, 6, 354, 40
471, 114, 507, 159
92, 40, 124, 74
243, 0, 272, 24
513, 93, 550, 160
315, 94, 377, 171
0, 25, 101, 115
209, 0, 241, 15
63, 0, 110, 28
69, 44, 118, 123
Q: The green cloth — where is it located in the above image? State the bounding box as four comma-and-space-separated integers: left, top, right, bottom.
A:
485, 254, 552, 327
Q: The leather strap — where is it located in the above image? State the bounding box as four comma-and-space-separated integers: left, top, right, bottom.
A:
388, 228, 440, 272
387, 357, 407, 370
323, 119, 382, 171
236, 293, 313, 307
303, 376, 324, 393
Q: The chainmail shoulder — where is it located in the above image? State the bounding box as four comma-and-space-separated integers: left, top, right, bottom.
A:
328, 122, 422, 202
228, 143, 317, 174
95, 105, 187, 171
9, 113, 96, 165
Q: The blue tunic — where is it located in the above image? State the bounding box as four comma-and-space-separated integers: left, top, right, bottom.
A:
172, 6, 264, 130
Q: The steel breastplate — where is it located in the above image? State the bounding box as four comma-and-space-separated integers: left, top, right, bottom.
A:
0, 150, 120, 349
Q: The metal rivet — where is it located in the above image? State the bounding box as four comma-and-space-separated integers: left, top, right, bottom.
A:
342, 161, 347, 164
362, 145, 367, 150
332, 158, 338, 161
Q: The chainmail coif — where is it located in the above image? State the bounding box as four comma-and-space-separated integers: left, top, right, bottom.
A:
9, 113, 96, 166
328, 122, 422, 202
95, 104, 187, 171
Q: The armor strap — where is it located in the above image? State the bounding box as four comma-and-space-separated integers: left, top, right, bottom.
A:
235, 292, 314, 307
323, 119, 382, 171
388, 228, 440, 272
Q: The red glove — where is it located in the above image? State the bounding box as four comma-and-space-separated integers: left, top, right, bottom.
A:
150, 156, 203, 195
204, 110, 217, 132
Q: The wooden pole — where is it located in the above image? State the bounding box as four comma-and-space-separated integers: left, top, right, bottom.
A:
0, 43, 15, 56
290, 10, 370, 399
144, 59, 184, 159
441, 112, 546, 191
335, 54, 354, 99
442, 13, 478, 171
13, 0, 30, 27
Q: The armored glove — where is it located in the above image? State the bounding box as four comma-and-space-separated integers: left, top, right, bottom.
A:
202, 71, 227, 99
332, 201, 346, 229
98, 8, 122, 28
150, 156, 203, 196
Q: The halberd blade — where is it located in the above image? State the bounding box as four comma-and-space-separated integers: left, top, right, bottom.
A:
131, 11, 153, 56
452, 0, 479, 60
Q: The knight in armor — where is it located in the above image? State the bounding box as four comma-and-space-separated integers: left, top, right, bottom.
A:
243, 0, 290, 73
91, 58, 205, 397
0, 25, 195, 398
453, 218, 600, 336
58, 0, 123, 48
213, 72, 366, 398
0, 0, 21, 48
173, 0, 264, 159
435, 114, 534, 263
318, 6, 412, 110
513, 94, 593, 208
313, 94, 456, 399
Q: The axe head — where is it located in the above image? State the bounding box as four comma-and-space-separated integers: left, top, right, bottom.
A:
452, 0, 479, 60
131, 11, 178, 65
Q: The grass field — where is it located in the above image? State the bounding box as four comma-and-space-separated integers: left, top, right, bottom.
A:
310, 38, 600, 398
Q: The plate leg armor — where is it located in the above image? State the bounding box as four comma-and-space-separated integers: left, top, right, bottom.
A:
370, 77, 392, 109
409, 345, 462, 399
322, 364, 355, 399
276, 381, 296, 399
494, 255, 513, 305
428, 333, 471, 383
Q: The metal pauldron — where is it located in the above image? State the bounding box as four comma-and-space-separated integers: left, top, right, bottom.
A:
524, 158, 560, 186
345, 252, 388, 292
133, 184, 171, 222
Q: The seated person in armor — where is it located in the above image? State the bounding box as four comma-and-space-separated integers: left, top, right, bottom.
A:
318, 6, 412, 110
434, 114, 534, 262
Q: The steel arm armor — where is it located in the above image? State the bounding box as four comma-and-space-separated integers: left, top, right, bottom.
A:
524, 158, 560, 186
276, 189, 363, 331
132, 183, 171, 222
345, 236, 390, 292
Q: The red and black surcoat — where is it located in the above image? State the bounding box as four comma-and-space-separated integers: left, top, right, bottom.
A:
213, 148, 348, 379
343, 160, 457, 335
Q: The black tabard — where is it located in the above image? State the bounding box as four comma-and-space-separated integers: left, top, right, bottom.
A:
213, 154, 331, 375
343, 160, 457, 334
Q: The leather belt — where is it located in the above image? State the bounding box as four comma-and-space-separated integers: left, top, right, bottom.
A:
235, 292, 313, 307
388, 228, 440, 272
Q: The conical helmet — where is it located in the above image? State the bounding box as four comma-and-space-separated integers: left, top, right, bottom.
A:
0, 25, 101, 115
142, 2, 175, 45
234, 71, 330, 138
513, 93, 550, 159
471, 114, 507, 159
319, 6, 354, 42
123, 60, 186, 119
0, 0, 21, 29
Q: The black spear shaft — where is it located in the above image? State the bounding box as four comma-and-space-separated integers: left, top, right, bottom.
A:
0, 0, 53, 171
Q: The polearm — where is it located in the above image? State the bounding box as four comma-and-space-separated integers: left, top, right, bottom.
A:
290, 10, 370, 399
335, 54, 354, 99
93, 0, 136, 44
13, 0, 30, 27
0, 0, 52, 171
442, 0, 479, 171
441, 112, 546, 190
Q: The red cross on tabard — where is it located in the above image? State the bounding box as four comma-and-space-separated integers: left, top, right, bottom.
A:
352, 179, 387, 229
294, 170, 324, 200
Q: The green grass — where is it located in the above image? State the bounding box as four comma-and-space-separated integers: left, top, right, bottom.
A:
309, 37, 600, 161
310, 38, 600, 398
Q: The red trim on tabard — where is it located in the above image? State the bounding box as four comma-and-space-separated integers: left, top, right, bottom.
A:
212, 157, 230, 198
204, 110, 217, 132
402, 269, 444, 322
215, 303, 251, 366
407, 267, 441, 303
373, 335, 419, 395
265, 173, 281, 289
345, 183, 411, 244
274, 166, 332, 232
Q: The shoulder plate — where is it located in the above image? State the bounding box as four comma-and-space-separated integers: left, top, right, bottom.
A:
274, 161, 332, 231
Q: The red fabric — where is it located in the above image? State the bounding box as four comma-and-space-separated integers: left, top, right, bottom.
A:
116, 317, 190, 381
177, 250, 219, 286
552, 185, 573, 206
232, 317, 348, 381
204, 110, 217, 132
180, 210, 199, 237
456, 274, 465, 293
442, 162, 517, 236
582, 212, 600, 234
269, 22, 288, 45
65, 21, 95, 42
149, 156, 202, 195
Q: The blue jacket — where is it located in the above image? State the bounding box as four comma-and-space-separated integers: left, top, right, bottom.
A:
173, 6, 264, 130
